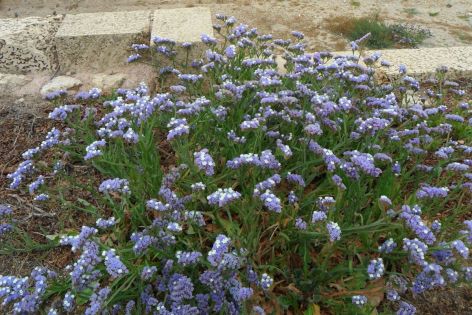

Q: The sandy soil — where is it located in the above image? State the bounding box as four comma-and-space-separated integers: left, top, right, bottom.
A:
1, 0, 472, 51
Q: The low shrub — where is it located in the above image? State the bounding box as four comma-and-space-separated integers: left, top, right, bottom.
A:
326, 15, 432, 49
1, 14, 471, 315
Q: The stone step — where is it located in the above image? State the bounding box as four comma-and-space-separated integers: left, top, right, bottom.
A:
2, 6, 472, 83
333, 46, 472, 79
55, 10, 151, 72
151, 7, 214, 64
0, 15, 62, 74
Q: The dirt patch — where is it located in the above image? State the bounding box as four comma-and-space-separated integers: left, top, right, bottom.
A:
0, 101, 52, 182
381, 286, 472, 315
0, 102, 59, 275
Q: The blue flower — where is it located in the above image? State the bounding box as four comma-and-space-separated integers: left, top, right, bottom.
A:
103, 249, 129, 278
352, 295, 367, 307
326, 221, 341, 242
194, 149, 215, 176
367, 258, 385, 280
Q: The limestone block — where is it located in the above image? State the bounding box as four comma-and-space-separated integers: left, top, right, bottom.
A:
334, 47, 472, 80
0, 16, 62, 74
55, 11, 151, 72
275, 55, 287, 74
151, 7, 214, 64
40, 76, 82, 97
369, 47, 472, 80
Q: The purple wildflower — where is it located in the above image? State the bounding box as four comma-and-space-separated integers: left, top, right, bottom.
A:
312, 211, 327, 223
254, 174, 281, 196
167, 118, 190, 140
207, 188, 241, 207
127, 54, 141, 63
327, 221, 341, 242
260, 273, 273, 290
379, 238, 397, 253
208, 234, 231, 266
286, 173, 306, 187
451, 240, 469, 259
96, 217, 116, 229
445, 162, 469, 172
295, 218, 307, 230
0, 205, 12, 217
416, 185, 449, 199
397, 301, 416, 315
168, 273, 194, 303
176, 251, 202, 266
141, 266, 157, 281
403, 238, 428, 266
367, 258, 385, 280
352, 295, 367, 307
331, 174, 346, 190
63, 291, 75, 312
194, 149, 215, 176
102, 249, 129, 278
399, 205, 436, 245
28, 176, 45, 195
288, 191, 298, 204
84, 139, 106, 160
259, 190, 282, 213
98, 178, 130, 195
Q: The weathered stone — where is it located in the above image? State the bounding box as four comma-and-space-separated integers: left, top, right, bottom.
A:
91, 73, 126, 92
151, 7, 214, 63
0, 73, 32, 94
334, 46, 472, 80
378, 46, 472, 79
55, 11, 151, 72
0, 16, 62, 74
14, 98, 25, 104
40, 76, 82, 97
275, 55, 287, 74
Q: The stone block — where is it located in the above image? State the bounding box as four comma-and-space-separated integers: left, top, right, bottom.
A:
55, 11, 150, 72
0, 16, 62, 74
151, 7, 214, 64
333, 47, 472, 80
377, 47, 472, 79
40, 76, 82, 97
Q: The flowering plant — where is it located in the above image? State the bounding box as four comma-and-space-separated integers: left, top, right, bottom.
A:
1, 14, 471, 315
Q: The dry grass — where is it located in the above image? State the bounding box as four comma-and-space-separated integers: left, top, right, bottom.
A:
324, 15, 359, 37
451, 29, 472, 43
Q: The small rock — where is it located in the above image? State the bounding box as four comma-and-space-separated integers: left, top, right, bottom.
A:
91, 73, 126, 92
14, 98, 25, 104
40, 76, 82, 97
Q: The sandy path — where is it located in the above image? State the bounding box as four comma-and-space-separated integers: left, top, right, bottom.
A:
1, 0, 471, 50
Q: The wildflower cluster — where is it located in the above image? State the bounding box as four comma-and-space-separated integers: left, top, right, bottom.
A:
1, 13, 471, 315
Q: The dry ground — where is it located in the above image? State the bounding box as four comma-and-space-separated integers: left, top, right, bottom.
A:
1, 0, 472, 51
